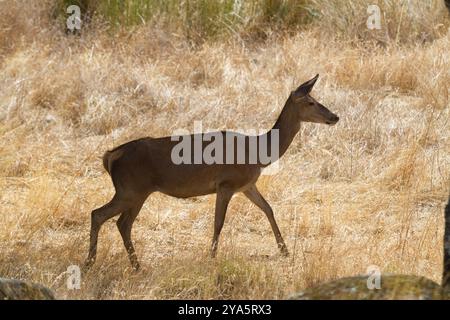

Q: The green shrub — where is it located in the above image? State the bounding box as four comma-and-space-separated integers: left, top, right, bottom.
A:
54, 0, 313, 39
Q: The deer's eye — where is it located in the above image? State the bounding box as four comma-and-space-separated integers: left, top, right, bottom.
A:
309, 102, 315, 106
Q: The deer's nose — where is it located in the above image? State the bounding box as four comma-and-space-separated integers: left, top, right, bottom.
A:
331, 115, 339, 122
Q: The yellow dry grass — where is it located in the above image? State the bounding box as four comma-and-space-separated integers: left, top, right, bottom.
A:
0, 1, 449, 299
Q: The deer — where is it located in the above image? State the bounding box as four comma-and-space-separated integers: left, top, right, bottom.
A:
84, 74, 339, 270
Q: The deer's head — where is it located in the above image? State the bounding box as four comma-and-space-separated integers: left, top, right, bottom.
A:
291, 74, 339, 125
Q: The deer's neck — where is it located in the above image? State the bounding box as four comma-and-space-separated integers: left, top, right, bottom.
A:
260, 96, 300, 164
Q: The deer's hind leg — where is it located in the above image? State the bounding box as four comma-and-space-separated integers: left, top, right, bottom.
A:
116, 196, 147, 271
85, 194, 131, 268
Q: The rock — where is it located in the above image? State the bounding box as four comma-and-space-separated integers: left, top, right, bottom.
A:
0, 278, 55, 300
289, 275, 446, 300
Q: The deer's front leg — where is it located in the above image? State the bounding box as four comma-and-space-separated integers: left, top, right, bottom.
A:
244, 184, 289, 256
210, 186, 234, 258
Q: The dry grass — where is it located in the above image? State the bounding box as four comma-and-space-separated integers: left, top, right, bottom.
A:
0, 0, 449, 299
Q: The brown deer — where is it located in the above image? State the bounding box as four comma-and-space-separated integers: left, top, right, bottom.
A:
85, 74, 339, 270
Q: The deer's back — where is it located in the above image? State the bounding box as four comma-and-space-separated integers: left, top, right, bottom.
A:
108, 134, 262, 198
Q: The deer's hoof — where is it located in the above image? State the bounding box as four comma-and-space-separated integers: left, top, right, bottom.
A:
82, 261, 94, 272
280, 248, 289, 258
131, 263, 141, 272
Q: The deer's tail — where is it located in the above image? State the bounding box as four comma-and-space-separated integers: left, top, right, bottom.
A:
102, 149, 124, 175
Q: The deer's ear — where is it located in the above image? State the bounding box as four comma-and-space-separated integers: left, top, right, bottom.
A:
293, 74, 319, 96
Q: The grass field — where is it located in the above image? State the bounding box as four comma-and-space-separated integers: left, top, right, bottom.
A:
0, 0, 449, 299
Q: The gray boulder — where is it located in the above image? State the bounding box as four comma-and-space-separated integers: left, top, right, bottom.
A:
0, 278, 55, 300
289, 275, 446, 300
